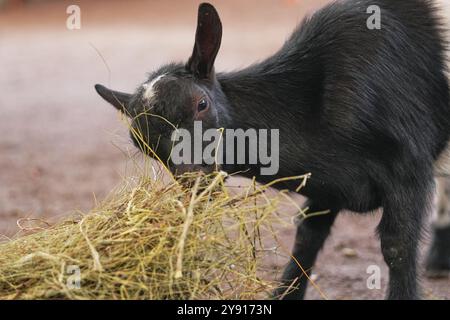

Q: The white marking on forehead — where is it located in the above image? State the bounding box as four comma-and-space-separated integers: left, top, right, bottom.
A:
142, 73, 167, 100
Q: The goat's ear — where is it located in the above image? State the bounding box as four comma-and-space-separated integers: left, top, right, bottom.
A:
186, 3, 222, 80
95, 84, 132, 112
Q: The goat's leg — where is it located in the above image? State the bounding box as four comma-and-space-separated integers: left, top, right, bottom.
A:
274, 200, 338, 300
426, 177, 450, 277
378, 179, 432, 300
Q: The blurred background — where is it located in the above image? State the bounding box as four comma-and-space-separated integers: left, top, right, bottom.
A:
0, 0, 448, 299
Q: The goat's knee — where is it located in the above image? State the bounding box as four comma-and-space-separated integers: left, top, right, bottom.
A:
380, 238, 413, 271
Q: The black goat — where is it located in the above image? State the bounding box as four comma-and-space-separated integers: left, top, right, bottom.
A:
95, 0, 450, 299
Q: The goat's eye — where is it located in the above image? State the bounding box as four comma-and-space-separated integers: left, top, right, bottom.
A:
197, 98, 208, 112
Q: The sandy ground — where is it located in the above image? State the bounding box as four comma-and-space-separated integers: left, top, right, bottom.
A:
0, 0, 448, 299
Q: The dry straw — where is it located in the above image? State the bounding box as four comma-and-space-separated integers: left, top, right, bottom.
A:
0, 169, 310, 300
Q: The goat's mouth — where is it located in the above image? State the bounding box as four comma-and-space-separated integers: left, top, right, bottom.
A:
171, 163, 219, 176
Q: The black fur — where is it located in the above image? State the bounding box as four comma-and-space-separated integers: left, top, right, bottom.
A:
95, 0, 450, 299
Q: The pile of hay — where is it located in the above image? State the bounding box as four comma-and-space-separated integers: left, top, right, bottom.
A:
0, 171, 308, 300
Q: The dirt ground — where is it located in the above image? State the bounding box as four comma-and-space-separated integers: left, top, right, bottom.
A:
0, 0, 448, 299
